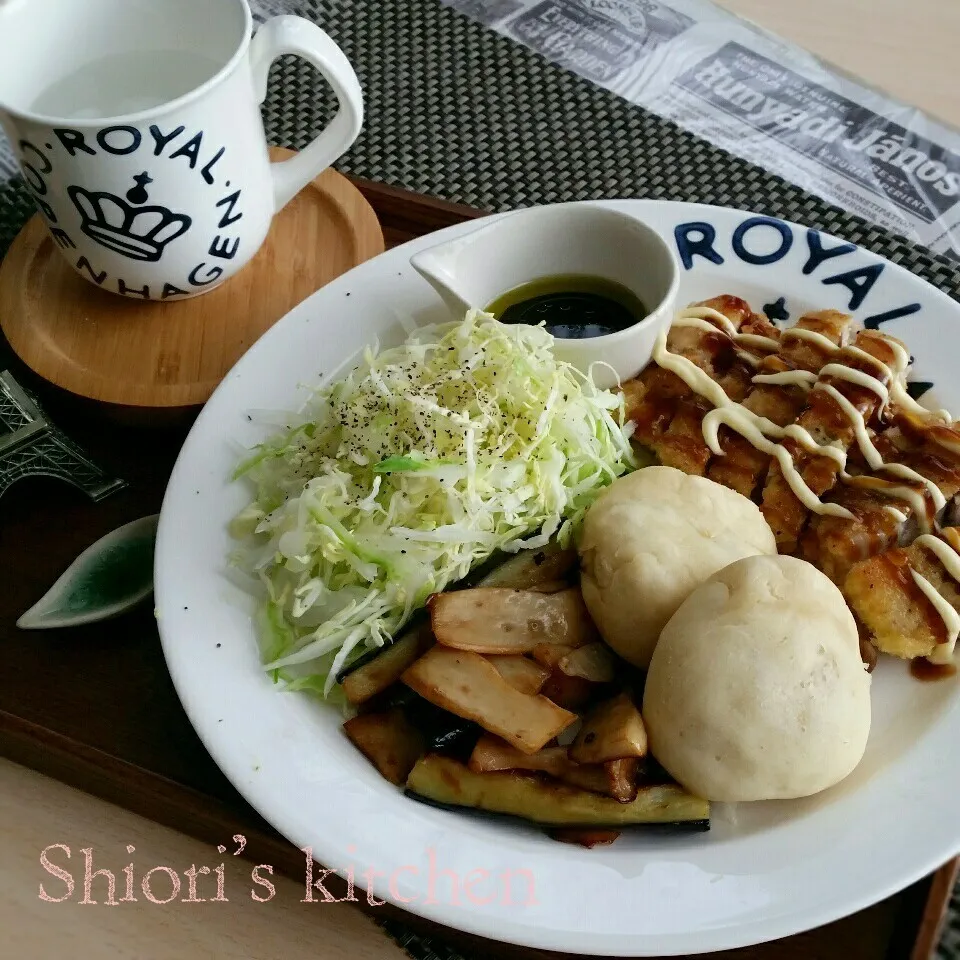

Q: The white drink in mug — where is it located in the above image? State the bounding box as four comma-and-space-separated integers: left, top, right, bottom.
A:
0, 0, 363, 301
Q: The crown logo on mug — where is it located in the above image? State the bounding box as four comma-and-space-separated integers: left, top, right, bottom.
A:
68, 173, 193, 263
0, 0, 364, 301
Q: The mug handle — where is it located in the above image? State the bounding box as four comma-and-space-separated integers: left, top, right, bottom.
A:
249, 16, 363, 212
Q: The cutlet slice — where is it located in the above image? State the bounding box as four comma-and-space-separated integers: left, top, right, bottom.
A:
653, 310, 782, 476
759, 329, 904, 554
845, 528, 960, 661
800, 475, 934, 584
707, 310, 852, 499
802, 390, 960, 582
624, 295, 765, 457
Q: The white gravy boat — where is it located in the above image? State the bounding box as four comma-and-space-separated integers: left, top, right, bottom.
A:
410, 203, 680, 389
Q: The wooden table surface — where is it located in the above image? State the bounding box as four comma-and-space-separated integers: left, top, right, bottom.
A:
4, 2, 960, 958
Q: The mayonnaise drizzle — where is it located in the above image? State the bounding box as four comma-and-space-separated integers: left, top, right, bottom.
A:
668, 306, 960, 664
658, 308, 956, 530
653, 332, 731, 411
701, 407, 855, 517
911, 535, 960, 663
672, 316, 778, 353
877, 336, 954, 423
656, 328, 857, 519
880, 463, 947, 513
781, 328, 841, 354
855, 482, 931, 531
813, 383, 883, 470
820, 362, 890, 405
916, 534, 960, 584
681, 306, 738, 336
843, 343, 892, 374
736, 333, 780, 352
911, 570, 960, 661
751, 370, 817, 389
891, 380, 954, 423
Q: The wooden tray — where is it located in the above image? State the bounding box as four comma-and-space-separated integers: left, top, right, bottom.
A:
0, 179, 955, 960
0, 148, 384, 409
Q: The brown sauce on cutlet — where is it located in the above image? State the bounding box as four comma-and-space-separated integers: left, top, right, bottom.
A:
910, 658, 957, 682
803, 455, 842, 497
631, 394, 676, 440
880, 551, 948, 643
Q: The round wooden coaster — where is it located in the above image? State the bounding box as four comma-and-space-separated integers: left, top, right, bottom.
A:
0, 147, 384, 409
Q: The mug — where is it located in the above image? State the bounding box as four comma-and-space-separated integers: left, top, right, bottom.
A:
0, 0, 363, 301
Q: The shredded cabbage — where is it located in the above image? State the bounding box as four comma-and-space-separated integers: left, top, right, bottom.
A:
230, 309, 635, 695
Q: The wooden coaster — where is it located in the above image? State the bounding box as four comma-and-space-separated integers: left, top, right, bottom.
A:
0, 147, 384, 409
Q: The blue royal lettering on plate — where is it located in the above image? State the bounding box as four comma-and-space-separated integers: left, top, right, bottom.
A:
731, 216, 793, 265
762, 297, 790, 322
802, 230, 857, 275
863, 303, 922, 329
674, 222, 724, 270
18, 127, 244, 300
821, 263, 884, 311
673, 216, 923, 325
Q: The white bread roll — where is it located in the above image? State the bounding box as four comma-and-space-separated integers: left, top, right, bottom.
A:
578, 466, 776, 668
643, 554, 871, 802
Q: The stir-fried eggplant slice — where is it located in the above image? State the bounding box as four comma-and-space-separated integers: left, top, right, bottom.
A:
468, 735, 568, 775
430, 587, 597, 655
469, 735, 639, 802
341, 623, 433, 706
405, 754, 710, 828
397, 693, 481, 757
367, 685, 479, 756
343, 708, 425, 785
474, 543, 578, 589
402, 647, 576, 754
570, 693, 648, 764
487, 655, 551, 695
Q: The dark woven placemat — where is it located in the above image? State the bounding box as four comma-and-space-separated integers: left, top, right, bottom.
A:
2, 1, 959, 957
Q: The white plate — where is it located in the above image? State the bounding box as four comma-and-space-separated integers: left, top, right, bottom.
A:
155, 201, 960, 956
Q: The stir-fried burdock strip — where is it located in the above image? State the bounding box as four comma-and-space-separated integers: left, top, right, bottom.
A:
802, 413, 960, 584
845, 528, 960, 660
623, 295, 766, 452
653, 311, 781, 476
707, 309, 852, 499
759, 330, 906, 554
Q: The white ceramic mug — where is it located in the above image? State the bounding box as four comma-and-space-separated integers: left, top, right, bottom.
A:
0, 0, 363, 300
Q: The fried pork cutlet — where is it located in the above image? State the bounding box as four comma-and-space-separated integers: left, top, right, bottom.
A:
706, 309, 851, 499
802, 412, 960, 584
654, 309, 781, 476
845, 528, 960, 661
759, 329, 906, 554
624, 295, 770, 472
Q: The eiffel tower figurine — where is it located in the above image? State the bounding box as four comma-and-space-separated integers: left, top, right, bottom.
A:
0, 370, 126, 502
